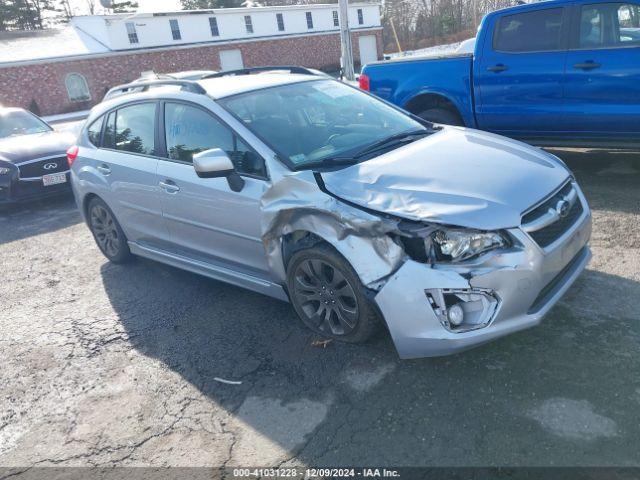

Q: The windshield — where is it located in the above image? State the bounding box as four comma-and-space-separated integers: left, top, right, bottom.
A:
219, 79, 429, 169
0, 110, 52, 139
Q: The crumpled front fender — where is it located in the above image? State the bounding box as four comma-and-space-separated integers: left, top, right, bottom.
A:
261, 172, 406, 288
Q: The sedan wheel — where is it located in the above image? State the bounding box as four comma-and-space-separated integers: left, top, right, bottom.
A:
90, 204, 120, 258
293, 258, 359, 336
287, 244, 381, 343
87, 197, 132, 264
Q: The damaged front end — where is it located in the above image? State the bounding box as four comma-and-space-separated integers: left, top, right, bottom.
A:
260, 167, 592, 360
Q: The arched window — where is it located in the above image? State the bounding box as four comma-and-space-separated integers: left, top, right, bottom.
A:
65, 73, 91, 102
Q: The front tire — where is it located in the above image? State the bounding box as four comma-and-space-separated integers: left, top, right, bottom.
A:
87, 197, 132, 264
286, 244, 380, 343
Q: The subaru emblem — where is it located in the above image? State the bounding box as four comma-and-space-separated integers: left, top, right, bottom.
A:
556, 199, 570, 218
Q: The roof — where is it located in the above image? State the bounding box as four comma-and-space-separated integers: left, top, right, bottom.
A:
0, 26, 109, 65
198, 72, 320, 99
77, 2, 379, 20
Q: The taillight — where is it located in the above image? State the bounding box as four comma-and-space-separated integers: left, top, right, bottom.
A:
358, 73, 370, 91
66, 145, 79, 167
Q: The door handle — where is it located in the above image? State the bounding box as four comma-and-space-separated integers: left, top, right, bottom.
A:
487, 64, 508, 73
96, 164, 111, 175
159, 180, 180, 194
573, 61, 601, 70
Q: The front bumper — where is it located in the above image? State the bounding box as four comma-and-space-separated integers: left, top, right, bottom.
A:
0, 171, 71, 205
375, 193, 592, 359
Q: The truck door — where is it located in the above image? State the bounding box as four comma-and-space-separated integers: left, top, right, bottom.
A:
563, 2, 640, 138
475, 6, 569, 136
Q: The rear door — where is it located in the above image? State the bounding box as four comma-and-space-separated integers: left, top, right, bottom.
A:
563, 1, 640, 137
475, 6, 570, 135
157, 101, 270, 276
93, 102, 170, 247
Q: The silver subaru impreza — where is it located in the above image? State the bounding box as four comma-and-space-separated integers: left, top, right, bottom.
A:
69, 70, 591, 359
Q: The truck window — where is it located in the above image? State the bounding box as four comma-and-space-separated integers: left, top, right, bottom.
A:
579, 3, 640, 48
494, 8, 565, 52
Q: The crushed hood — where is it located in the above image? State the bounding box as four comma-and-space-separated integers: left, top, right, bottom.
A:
0, 130, 75, 164
321, 128, 570, 230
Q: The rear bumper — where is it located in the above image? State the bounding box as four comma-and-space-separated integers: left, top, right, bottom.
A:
376, 194, 592, 359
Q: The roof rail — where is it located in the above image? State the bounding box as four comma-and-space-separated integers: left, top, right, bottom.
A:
104, 79, 207, 100
203, 66, 324, 79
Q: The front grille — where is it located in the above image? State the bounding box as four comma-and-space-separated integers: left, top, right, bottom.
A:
522, 181, 573, 225
529, 201, 584, 248
17, 156, 68, 178
522, 181, 584, 249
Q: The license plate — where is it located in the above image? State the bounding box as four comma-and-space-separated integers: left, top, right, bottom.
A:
42, 172, 67, 186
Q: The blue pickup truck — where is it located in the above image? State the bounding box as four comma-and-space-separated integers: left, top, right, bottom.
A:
360, 0, 640, 147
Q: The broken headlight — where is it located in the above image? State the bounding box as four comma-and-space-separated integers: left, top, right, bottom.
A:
429, 229, 508, 262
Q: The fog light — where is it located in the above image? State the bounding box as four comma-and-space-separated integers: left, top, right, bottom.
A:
425, 288, 499, 333
447, 304, 464, 326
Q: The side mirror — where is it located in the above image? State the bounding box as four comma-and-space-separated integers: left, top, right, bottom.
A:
193, 148, 234, 178
193, 148, 245, 192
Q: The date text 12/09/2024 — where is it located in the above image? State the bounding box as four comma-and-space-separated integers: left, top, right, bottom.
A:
232, 468, 401, 478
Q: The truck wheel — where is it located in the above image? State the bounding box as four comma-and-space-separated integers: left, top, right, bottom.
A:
87, 197, 133, 264
418, 107, 464, 126
286, 244, 381, 343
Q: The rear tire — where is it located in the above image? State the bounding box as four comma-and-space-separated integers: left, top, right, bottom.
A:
417, 107, 464, 126
286, 244, 380, 343
87, 197, 133, 264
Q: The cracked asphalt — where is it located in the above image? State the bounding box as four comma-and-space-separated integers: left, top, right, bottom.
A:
0, 149, 639, 468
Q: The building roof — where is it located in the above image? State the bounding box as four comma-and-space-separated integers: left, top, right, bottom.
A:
78, 2, 378, 20
0, 3, 381, 67
0, 26, 109, 65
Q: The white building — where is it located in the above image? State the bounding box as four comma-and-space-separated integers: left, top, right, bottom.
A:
72, 3, 381, 64
1, 3, 382, 115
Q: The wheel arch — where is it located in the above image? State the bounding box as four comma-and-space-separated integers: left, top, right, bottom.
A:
403, 92, 465, 126
81, 192, 100, 224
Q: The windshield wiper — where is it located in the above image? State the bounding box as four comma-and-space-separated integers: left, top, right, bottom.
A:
353, 129, 429, 159
297, 157, 358, 170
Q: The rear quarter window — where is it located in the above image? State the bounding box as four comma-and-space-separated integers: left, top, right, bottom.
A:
494, 8, 565, 52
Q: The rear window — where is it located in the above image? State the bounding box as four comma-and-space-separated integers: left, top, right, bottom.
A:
494, 8, 565, 52
114, 103, 156, 156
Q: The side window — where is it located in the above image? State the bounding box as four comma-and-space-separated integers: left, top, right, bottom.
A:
580, 5, 607, 47
87, 117, 103, 146
494, 8, 565, 52
114, 103, 156, 155
164, 102, 266, 178
618, 3, 640, 43
579, 3, 640, 48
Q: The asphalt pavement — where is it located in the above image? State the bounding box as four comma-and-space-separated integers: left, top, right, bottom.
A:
0, 149, 639, 469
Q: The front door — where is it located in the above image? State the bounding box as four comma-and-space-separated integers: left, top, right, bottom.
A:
96, 102, 170, 247
475, 6, 569, 136
157, 101, 270, 276
563, 1, 640, 138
